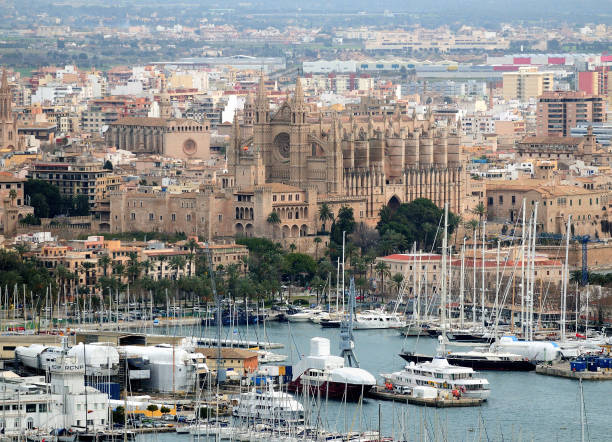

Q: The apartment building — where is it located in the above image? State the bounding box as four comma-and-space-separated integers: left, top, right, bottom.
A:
486, 181, 609, 236
502, 67, 554, 101
536, 91, 606, 137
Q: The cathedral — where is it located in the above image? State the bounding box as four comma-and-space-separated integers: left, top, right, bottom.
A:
109, 78, 471, 244
0, 69, 20, 150
226, 77, 469, 229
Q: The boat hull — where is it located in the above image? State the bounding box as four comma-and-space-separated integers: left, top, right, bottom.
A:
399, 352, 536, 371
288, 379, 371, 401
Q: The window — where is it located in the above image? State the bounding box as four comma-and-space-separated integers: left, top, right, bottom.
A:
149, 213, 154, 221
281, 195, 285, 201
272, 195, 277, 202
499, 196, 503, 204
186, 214, 192, 221
288, 194, 292, 201
171, 213, 176, 221
512, 195, 516, 205
218, 214, 223, 222
26, 404, 36, 413
487, 197, 493, 205
295, 194, 300, 201
130, 213, 135, 220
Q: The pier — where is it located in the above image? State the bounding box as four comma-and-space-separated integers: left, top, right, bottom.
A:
365, 386, 485, 407
536, 362, 612, 380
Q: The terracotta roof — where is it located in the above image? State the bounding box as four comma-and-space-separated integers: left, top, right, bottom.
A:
110, 117, 202, 127
486, 182, 602, 197
519, 136, 583, 145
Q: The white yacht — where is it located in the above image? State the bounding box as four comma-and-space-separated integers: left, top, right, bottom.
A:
382, 357, 491, 400
287, 307, 321, 322
353, 310, 406, 330
232, 384, 304, 422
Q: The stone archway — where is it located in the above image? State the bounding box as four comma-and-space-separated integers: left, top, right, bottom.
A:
300, 224, 308, 237
388, 195, 401, 211
291, 225, 299, 237
245, 223, 254, 237
235, 223, 244, 236
282, 225, 290, 238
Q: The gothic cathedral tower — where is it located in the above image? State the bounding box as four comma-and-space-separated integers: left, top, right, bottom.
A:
0, 69, 17, 149
289, 78, 308, 186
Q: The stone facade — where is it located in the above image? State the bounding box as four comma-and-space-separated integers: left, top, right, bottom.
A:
0, 69, 20, 150
109, 78, 472, 243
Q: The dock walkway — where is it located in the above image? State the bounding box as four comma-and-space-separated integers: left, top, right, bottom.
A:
536, 362, 612, 380
365, 386, 485, 407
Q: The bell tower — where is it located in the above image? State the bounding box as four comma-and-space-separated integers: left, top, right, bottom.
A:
0, 69, 16, 149
290, 78, 309, 186
158, 77, 172, 119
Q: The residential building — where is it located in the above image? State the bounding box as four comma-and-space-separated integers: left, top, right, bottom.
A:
536, 91, 606, 137
486, 181, 609, 236
502, 67, 554, 101
198, 348, 258, 376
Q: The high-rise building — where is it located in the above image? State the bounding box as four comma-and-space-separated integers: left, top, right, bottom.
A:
536, 91, 606, 137
578, 67, 612, 106
502, 67, 554, 101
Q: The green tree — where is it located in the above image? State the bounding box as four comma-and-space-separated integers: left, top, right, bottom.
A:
318, 203, 334, 233
185, 238, 199, 277
391, 273, 404, 295
376, 198, 459, 252
374, 261, 390, 301
8, 189, 17, 206
73, 194, 90, 216
98, 255, 111, 277
330, 206, 355, 245
266, 211, 281, 237
30, 193, 49, 218
103, 160, 114, 170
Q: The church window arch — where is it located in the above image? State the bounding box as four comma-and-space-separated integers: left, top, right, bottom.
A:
236, 208, 240, 219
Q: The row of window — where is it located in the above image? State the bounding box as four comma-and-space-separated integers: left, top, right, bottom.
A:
272, 193, 300, 202
0, 403, 47, 413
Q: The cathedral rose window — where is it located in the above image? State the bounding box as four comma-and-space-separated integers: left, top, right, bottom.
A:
183, 139, 197, 155
274, 132, 290, 159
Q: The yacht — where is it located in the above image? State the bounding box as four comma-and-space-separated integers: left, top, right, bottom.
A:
288, 337, 376, 401
399, 348, 536, 371
287, 307, 321, 322
382, 357, 491, 400
232, 384, 304, 422
491, 336, 562, 362
353, 310, 406, 330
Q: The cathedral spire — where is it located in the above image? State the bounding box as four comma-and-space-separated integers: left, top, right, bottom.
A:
294, 77, 304, 105
0, 68, 11, 121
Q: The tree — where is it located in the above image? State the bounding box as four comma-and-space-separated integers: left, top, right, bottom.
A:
377, 229, 407, 256
266, 211, 281, 237
350, 222, 379, 254
289, 243, 296, 253
30, 193, 49, 218
113, 406, 125, 425
146, 404, 158, 413
374, 261, 390, 301
392, 273, 404, 295
103, 160, 114, 171
318, 203, 334, 233
160, 406, 171, 414
185, 238, 199, 277
8, 189, 17, 206
473, 202, 486, 234
169, 255, 186, 281
376, 198, 459, 252
98, 255, 111, 277
73, 194, 90, 216
330, 206, 355, 245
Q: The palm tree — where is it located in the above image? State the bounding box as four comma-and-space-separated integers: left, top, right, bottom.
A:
392, 273, 404, 295
313, 237, 322, 260
185, 238, 199, 277
374, 261, 390, 301
9, 189, 17, 206
472, 202, 486, 237
81, 261, 97, 289
126, 252, 141, 283
13, 243, 30, 261
465, 219, 479, 236
169, 255, 186, 281
318, 203, 334, 233
267, 212, 281, 238
112, 261, 125, 282
98, 254, 111, 277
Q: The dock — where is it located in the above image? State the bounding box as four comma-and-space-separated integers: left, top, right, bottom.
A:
365, 386, 485, 407
536, 362, 612, 380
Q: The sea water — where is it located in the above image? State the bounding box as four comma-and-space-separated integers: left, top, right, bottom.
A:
135, 321, 612, 440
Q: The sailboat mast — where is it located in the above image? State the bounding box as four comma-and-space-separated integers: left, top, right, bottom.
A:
481, 220, 486, 329
440, 203, 448, 330
530, 203, 539, 340
520, 198, 526, 337
460, 238, 465, 328
472, 228, 477, 326
561, 215, 572, 342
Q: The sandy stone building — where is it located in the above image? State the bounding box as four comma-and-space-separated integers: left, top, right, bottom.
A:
104, 87, 210, 161
109, 78, 473, 244
0, 69, 21, 150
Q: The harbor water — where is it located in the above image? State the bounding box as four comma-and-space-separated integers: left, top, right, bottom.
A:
135, 321, 612, 440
